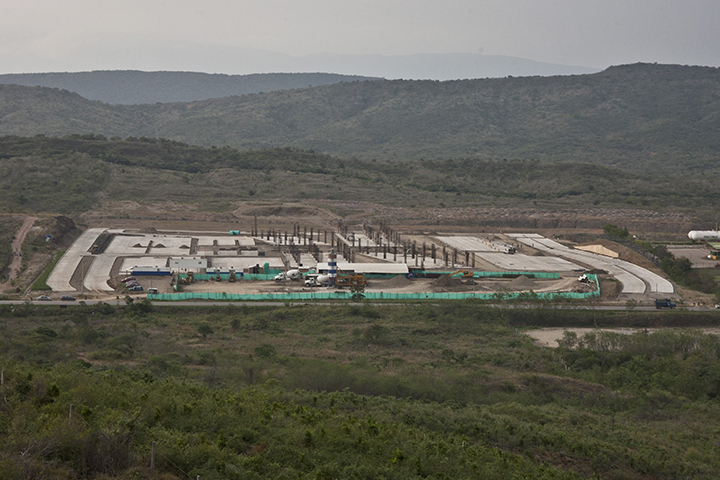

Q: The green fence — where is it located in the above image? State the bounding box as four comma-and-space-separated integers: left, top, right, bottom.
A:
427, 271, 561, 279
180, 273, 278, 282
151, 275, 598, 302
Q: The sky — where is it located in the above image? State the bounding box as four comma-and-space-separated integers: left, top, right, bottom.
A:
2, 0, 719, 75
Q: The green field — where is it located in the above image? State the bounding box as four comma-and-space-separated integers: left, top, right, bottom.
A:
2, 302, 720, 479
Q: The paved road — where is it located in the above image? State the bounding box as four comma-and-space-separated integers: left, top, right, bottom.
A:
509, 234, 674, 295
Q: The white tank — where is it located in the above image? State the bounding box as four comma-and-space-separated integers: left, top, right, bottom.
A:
688, 231, 720, 241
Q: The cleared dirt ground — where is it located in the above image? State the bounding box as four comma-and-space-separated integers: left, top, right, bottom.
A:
526, 327, 720, 348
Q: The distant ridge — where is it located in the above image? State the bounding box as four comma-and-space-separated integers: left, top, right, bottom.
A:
1, 63, 718, 176
0, 71, 381, 105
295, 52, 598, 80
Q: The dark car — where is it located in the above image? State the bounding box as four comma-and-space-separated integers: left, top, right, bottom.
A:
61, 295, 76, 301
37, 295, 52, 301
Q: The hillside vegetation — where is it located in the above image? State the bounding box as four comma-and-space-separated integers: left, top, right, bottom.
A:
3, 303, 720, 479
2, 64, 720, 174
1, 135, 718, 219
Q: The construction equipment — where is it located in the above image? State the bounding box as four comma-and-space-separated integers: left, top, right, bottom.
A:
450, 270, 474, 278
305, 274, 329, 287
336, 267, 367, 288
274, 269, 302, 282
179, 272, 194, 285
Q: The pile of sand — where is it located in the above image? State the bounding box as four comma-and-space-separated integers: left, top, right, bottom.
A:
508, 275, 538, 291
385, 275, 412, 288
434, 275, 463, 287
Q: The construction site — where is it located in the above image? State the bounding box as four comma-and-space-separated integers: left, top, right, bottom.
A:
40, 219, 677, 303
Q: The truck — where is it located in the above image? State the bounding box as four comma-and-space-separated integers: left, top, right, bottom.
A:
274, 269, 302, 282
655, 298, 676, 309
305, 274, 329, 287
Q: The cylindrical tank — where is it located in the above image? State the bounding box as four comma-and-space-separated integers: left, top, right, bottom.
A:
688, 231, 720, 241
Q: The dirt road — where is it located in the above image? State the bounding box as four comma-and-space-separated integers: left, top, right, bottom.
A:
4, 216, 38, 284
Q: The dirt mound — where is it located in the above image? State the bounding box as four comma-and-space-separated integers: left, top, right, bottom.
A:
434, 274, 463, 287
49, 216, 81, 248
385, 275, 412, 288
508, 275, 538, 291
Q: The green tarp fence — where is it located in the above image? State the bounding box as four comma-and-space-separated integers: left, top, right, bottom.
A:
431, 271, 560, 279
150, 275, 598, 302
181, 273, 278, 281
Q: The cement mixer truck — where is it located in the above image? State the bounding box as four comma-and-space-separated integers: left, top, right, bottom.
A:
274, 269, 302, 282
305, 274, 329, 287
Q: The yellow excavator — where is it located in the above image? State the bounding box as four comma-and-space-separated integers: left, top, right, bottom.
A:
450, 270, 475, 278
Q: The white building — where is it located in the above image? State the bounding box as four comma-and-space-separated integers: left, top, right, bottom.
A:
169, 257, 207, 273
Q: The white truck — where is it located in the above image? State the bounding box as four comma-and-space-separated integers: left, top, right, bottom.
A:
274, 269, 302, 282
305, 274, 329, 287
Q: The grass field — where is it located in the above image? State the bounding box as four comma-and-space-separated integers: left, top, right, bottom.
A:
2, 302, 720, 478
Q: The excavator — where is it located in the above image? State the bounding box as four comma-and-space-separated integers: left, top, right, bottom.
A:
179, 272, 194, 285
450, 270, 475, 278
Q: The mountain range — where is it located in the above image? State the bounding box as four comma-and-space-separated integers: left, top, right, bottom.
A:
0, 71, 380, 105
1, 43, 598, 85
1, 63, 718, 176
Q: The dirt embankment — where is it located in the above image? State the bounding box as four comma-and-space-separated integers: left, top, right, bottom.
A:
4, 216, 38, 284
81, 200, 698, 235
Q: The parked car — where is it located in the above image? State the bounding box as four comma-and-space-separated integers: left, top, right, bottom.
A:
125, 281, 140, 287
37, 295, 52, 301
61, 295, 76, 301
129, 286, 143, 292
121, 277, 136, 283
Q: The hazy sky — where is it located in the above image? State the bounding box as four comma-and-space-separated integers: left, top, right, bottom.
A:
2, 0, 719, 74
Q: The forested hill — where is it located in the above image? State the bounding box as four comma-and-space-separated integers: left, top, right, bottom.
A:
1, 63, 719, 175
0, 71, 381, 105
1, 135, 717, 217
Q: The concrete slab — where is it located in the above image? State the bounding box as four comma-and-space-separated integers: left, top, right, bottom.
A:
105, 235, 150, 255
146, 236, 191, 256
46, 228, 106, 292
299, 253, 318, 269
83, 254, 117, 292
434, 236, 498, 252
478, 252, 580, 271
196, 236, 255, 247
